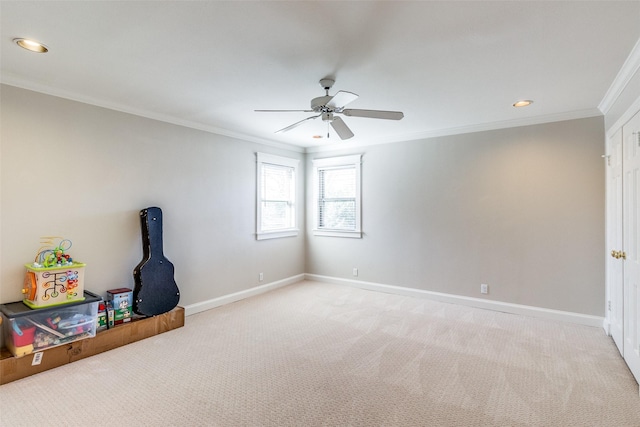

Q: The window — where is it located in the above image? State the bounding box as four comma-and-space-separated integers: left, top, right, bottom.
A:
256, 153, 299, 240
312, 154, 362, 238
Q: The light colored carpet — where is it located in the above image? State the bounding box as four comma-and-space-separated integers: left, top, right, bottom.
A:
1, 280, 639, 426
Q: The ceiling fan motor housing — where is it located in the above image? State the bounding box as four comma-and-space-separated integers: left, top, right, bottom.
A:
321, 112, 334, 122
311, 96, 333, 111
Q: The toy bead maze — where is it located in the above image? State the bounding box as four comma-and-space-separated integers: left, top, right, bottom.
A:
23, 238, 86, 309
133, 207, 180, 316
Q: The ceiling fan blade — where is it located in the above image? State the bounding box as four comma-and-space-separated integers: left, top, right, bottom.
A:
275, 114, 320, 133
327, 91, 359, 109
330, 117, 354, 140
255, 109, 314, 113
342, 109, 404, 120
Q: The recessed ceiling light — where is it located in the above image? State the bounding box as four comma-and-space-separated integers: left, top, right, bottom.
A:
513, 100, 533, 108
13, 38, 49, 53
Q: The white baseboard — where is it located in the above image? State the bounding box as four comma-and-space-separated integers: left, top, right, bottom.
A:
183, 273, 605, 328
305, 274, 605, 328
183, 274, 305, 316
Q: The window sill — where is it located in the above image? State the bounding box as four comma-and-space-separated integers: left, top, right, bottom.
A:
256, 229, 299, 240
313, 229, 362, 239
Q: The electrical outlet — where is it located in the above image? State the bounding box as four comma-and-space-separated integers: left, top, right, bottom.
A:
353, 268, 358, 277
480, 284, 488, 294
259, 272, 263, 282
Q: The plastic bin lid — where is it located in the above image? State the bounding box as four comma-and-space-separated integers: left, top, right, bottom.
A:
0, 290, 101, 318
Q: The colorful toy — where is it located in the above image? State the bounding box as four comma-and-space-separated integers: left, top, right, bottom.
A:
106, 288, 133, 325
34, 237, 74, 268
22, 237, 86, 308
96, 303, 107, 331
7, 322, 36, 357
107, 288, 133, 309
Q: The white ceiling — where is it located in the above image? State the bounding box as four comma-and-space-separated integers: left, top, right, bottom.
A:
2, 1, 639, 151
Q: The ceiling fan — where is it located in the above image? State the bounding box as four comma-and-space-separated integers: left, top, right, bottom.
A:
255, 78, 404, 140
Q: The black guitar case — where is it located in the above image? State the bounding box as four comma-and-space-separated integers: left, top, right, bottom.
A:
133, 207, 180, 316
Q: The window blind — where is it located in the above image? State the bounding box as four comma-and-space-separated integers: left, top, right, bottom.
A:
318, 166, 356, 230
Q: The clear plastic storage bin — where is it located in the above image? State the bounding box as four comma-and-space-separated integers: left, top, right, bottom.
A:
1, 291, 100, 357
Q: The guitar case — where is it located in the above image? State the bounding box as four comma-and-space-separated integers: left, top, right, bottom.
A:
133, 207, 180, 316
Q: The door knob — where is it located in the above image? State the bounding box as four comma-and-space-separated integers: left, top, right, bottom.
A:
611, 250, 627, 259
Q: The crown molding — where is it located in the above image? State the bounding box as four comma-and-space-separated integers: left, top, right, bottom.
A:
599, 37, 640, 115
605, 93, 640, 139
1, 72, 608, 156
305, 108, 602, 154
0, 77, 305, 154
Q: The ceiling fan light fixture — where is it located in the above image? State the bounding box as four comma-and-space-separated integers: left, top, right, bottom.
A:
513, 99, 533, 108
321, 112, 333, 122
13, 38, 49, 53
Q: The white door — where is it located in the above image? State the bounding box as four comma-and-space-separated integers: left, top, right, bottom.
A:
623, 110, 640, 383
608, 128, 624, 354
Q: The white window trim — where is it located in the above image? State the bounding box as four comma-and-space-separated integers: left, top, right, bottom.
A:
312, 154, 362, 239
256, 152, 299, 240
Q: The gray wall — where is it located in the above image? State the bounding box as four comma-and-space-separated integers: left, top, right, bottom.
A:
0, 84, 607, 318
0, 85, 305, 305
306, 117, 605, 316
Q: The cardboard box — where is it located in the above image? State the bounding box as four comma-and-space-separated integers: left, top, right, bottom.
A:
106, 288, 133, 310
0, 306, 184, 385
23, 263, 86, 308
1, 291, 100, 357
113, 307, 132, 325
96, 303, 107, 331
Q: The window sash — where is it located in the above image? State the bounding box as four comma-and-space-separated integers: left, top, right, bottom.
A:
318, 199, 356, 230
261, 200, 292, 231
313, 155, 362, 238
256, 153, 299, 240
